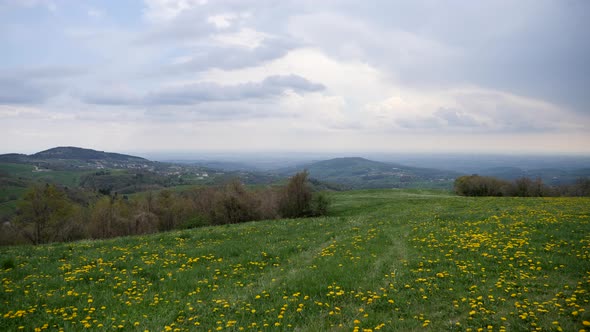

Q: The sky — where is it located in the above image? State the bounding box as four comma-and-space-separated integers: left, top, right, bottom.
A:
1, 0, 589, 155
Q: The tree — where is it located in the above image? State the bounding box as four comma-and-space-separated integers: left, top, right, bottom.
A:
89, 194, 133, 238
279, 171, 313, 218
570, 177, 590, 196
12, 184, 74, 245
155, 190, 177, 231
210, 180, 260, 225
454, 175, 510, 196
510, 177, 544, 197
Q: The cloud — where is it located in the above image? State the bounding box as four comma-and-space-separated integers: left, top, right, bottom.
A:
434, 108, 480, 127
0, 66, 85, 104
159, 36, 298, 74
136, 2, 298, 75
366, 87, 588, 133
0, 77, 55, 104
145, 74, 324, 105
76, 85, 143, 106
137, 16, 217, 45
395, 108, 481, 130
142, 0, 208, 22
80, 74, 325, 106
1, 0, 589, 154
284, 2, 590, 114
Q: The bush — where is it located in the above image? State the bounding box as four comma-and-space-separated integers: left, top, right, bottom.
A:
455, 175, 553, 197
311, 192, 330, 216
454, 175, 511, 196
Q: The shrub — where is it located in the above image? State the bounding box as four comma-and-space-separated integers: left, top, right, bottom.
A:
455, 175, 552, 197
311, 192, 330, 217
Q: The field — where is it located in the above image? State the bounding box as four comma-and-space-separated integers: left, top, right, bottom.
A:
0, 163, 93, 187
1, 190, 589, 331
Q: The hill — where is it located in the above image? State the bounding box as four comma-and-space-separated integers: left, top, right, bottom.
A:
1, 190, 588, 331
32, 146, 148, 162
0, 146, 151, 171
278, 157, 460, 189
0, 147, 285, 220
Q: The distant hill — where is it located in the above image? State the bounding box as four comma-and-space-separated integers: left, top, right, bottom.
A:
0, 153, 27, 163
0, 147, 148, 164
32, 147, 148, 162
278, 157, 460, 189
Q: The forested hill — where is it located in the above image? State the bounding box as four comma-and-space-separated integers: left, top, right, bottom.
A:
0, 147, 151, 171
17, 146, 148, 162
278, 157, 460, 189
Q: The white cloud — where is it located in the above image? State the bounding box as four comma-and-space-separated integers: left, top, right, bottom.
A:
199, 46, 588, 136
363, 87, 587, 133
212, 28, 269, 49
207, 13, 236, 29
142, 0, 208, 22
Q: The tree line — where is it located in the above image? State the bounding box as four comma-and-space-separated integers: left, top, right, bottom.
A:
0, 171, 329, 246
454, 175, 590, 197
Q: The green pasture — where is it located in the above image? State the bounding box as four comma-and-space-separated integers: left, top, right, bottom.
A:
1, 190, 589, 331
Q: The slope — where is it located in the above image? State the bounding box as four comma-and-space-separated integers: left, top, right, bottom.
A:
1, 190, 588, 331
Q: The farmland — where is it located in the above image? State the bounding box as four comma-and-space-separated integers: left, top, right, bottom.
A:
1, 190, 589, 331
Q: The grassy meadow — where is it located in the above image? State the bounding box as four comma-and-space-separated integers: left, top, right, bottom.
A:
1, 190, 589, 331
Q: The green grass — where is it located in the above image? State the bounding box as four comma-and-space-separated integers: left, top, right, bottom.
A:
0, 198, 20, 220
0, 186, 26, 201
0, 162, 91, 187
1, 190, 589, 331
28, 170, 91, 187
0, 163, 36, 175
